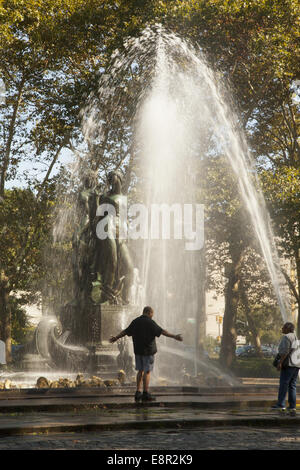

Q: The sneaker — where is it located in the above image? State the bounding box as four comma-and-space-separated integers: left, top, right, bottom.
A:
271, 405, 286, 411
134, 391, 142, 402
288, 408, 297, 417
142, 391, 156, 402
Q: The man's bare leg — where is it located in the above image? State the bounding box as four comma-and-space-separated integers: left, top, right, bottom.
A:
143, 371, 151, 393
136, 371, 144, 392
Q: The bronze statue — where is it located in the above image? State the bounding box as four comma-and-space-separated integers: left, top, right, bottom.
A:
25, 173, 137, 367
72, 170, 134, 306
91, 170, 134, 304
71, 172, 98, 301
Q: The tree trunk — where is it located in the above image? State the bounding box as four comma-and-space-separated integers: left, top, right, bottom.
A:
0, 77, 25, 197
220, 252, 243, 369
239, 279, 263, 357
0, 271, 11, 363
295, 256, 300, 338
280, 255, 299, 335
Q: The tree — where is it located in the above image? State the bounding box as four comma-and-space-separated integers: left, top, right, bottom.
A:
1, 0, 299, 361
202, 153, 285, 368
0, 187, 55, 358
202, 155, 254, 368
0, 0, 164, 356
237, 248, 283, 352
260, 166, 300, 332
160, 0, 299, 343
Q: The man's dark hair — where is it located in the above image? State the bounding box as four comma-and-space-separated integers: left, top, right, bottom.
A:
143, 306, 153, 315
284, 322, 295, 333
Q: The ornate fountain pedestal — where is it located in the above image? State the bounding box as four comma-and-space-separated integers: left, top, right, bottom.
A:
86, 304, 135, 344
36, 302, 140, 378
22, 170, 142, 379
85, 303, 139, 376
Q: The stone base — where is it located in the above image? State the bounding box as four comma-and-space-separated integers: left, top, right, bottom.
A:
87, 304, 139, 345
19, 354, 52, 372
58, 302, 140, 375
61, 301, 139, 343
87, 304, 139, 376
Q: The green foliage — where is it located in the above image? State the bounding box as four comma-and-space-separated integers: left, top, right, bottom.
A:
0, 188, 55, 291
237, 303, 282, 345
232, 357, 279, 378
0, 0, 299, 357
260, 167, 300, 260
10, 297, 35, 344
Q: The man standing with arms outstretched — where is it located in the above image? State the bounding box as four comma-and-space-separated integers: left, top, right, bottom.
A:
110, 306, 183, 402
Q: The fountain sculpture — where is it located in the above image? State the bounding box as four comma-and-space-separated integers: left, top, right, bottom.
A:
21, 171, 139, 377
14, 25, 289, 388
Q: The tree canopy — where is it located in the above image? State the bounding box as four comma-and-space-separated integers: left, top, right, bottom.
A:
0, 0, 299, 366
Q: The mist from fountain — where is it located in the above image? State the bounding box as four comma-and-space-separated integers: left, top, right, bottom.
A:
65, 24, 289, 385
133, 26, 289, 332
9, 25, 288, 388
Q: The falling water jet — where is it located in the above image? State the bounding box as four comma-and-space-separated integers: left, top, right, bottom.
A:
158, 344, 240, 387
133, 27, 289, 325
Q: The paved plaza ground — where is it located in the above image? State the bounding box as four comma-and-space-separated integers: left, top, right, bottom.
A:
1, 425, 300, 450
0, 379, 299, 453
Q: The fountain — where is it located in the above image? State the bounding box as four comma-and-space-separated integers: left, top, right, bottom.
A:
8, 25, 289, 389
15, 170, 140, 383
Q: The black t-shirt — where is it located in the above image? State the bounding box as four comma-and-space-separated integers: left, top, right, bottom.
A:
125, 315, 163, 356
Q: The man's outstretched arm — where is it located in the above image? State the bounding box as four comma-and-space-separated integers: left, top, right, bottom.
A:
110, 330, 127, 343
161, 330, 183, 342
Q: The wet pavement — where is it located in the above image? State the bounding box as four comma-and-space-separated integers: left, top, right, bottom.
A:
1, 425, 300, 450
0, 382, 299, 451
0, 403, 299, 435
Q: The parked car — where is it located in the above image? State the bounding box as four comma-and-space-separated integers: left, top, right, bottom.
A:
260, 345, 274, 357
236, 344, 278, 358
262, 344, 278, 355
235, 345, 252, 357
236, 345, 257, 357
